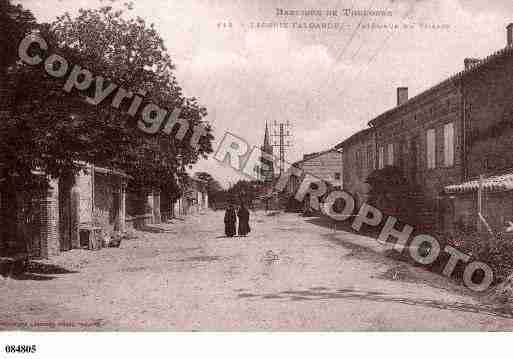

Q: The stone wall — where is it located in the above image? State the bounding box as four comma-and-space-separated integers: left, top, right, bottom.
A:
342, 130, 375, 207
449, 191, 513, 234
464, 53, 513, 178
93, 172, 120, 232
76, 169, 93, 224
373, 82, 463, 213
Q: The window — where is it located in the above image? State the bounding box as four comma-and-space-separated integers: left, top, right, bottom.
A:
361, 148, 367, 172
334, 172, 341, 180
367, 145, 374, 170
427, 128, 436, 169
443, 122, 454, 167
355, 150, 361, 177
387, 143, 394, 166
378, 146, 384, 169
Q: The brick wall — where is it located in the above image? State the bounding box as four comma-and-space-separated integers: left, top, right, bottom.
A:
373, 83, 463, 208
342, 131, 375, 206
93, 172, 120, 232
40, 179, 60, 258
77, 169, 93, 224
449, 191, 513, 233
463, 53, 513, 178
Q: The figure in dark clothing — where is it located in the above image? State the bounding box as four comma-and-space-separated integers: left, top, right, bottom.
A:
237, 204, 251, 236
224, 204, 237, 237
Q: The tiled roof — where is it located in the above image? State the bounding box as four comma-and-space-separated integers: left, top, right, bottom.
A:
445, 172, 513, 194
293, 148, 341, 166
334, 127, 373, 150
369, 45, 513, 127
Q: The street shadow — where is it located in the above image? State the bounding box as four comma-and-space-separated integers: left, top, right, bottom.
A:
305, 216, 380, 237
0, 258, 77, 281
25, 261, 78, 275
238, 287, 513, 320
176, 255, 222, 263
5, 273, 55, 281
136, 225, 176, 233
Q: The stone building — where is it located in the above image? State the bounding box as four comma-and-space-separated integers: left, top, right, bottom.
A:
285, 149, 343, 212
0, 164, 129, 258
368, 82, 462, 230
443, 24, 513, 233
335, 128, 375, 208
74, 165, 129, 249
368, 23, 513, 233
296, 149, 344, 188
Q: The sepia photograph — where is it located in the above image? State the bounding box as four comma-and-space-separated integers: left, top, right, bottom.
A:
2, 0, 513, 354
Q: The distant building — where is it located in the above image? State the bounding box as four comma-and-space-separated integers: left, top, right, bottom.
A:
296, 149, 343, 188
335, 128, 375, 208
173, 175, 208, 216
284, 149, 343, 212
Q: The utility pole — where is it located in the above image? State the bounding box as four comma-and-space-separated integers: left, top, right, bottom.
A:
271, 120, 292, 177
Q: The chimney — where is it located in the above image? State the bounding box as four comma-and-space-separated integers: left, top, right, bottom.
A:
464, 58, 480, 70
508, 23, 513, 47
397, 87, 408, 107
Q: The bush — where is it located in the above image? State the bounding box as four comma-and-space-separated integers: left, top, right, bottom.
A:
448, 231, 513, 283
366, 166, 414, 218
386, 229, 513, 285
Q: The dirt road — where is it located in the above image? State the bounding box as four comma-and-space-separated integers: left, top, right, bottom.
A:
1, 210, 512, 330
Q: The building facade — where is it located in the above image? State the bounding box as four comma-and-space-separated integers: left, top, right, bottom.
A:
1, 164, 129, 258
284, 149, 343, 212
296, 150, 344, 188
367, 23, 513, 233
369, 82, 463, 229
444, 27, 513, 233
335, 128, 375, 208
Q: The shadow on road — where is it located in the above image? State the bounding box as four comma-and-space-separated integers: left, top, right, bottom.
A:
0, 258, 78, 281
305, 215, 381, 237
136, 225, 176, 233
238, 287, 513, 320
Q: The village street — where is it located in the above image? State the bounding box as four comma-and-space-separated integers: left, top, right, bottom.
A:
1, 210, 513, 331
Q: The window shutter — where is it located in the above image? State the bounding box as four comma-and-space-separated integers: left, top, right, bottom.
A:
427, 129, 436, 169
444, 122, 454, 167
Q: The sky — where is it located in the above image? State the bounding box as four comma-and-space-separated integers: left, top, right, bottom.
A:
16, 0, 513, 187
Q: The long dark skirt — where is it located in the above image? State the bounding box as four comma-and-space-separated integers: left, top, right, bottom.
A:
238, 220, 250, 236
225, 221, 236, 237
237, 207, 251, 236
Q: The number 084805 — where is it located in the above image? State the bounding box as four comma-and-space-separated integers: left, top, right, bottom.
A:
5, 345, 37, 354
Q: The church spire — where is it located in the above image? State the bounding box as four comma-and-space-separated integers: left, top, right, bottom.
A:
260, 122, 274, 182
263, 122, 271, 150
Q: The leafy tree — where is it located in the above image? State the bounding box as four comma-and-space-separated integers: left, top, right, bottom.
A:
0, 0, 39, 255
0, 1, 214, 253
195, 172, 223, 193
49, 4, 214, 192
0, 0, 36, 71
226, 180, 264, 206
194, 172, 223, 208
